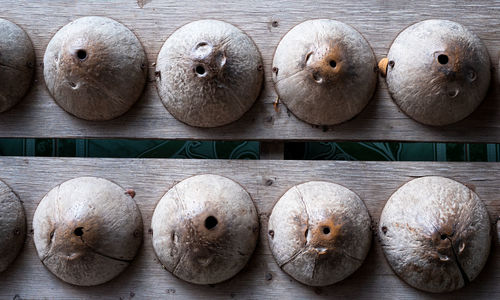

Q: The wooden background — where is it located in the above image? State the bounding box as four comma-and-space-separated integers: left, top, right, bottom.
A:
0, 0, 498, 142
2, 1, 500, 299
0, 157, 499, 299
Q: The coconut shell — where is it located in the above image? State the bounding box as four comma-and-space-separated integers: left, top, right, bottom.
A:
379, 176, 491, 293
155, 20, 263, 127
0, 18, 35, 113
385, 19, 490, 126
33, 177, 143, 286
272, 19, 377, 126
151, 174, 259, 284
43, 16, 147, 121
0, 180, 26, 273
268, 181, 372, 286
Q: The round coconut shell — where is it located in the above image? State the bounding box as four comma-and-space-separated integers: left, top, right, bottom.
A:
43, 16, 147, 121
151, 174, 259, 284
268, 181, 372, 286
272, 19, 377, 126
33, 177, 143, 286
379, 176, 491, 293
0, 180, 26, 273
0, 18, 35, 113
155, 20, 263, 127
385, 19, 491, 126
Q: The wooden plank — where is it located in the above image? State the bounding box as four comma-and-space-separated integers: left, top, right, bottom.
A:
0, 157, 500, 299
0, 0, 499, 142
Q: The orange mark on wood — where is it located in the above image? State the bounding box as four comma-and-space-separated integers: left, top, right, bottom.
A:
273, 96, 280, 113
378, 58, 389, 77
126, 189, 136, 198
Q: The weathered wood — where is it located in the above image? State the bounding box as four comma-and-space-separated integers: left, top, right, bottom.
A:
0, 0, 499, 142
0, 157, 500, 299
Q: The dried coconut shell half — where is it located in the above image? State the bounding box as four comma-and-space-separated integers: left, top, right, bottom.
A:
33, 177, 143, 286
379, 176, 491, 293
268, 181, 372, 286
0, 18, 35, 113
151, 174, 259, 284
384, 19, 490, 126
155, 20, 264, 127
272, 19, 377, 126
0, 179, 26, 273
43, 16, 147, 121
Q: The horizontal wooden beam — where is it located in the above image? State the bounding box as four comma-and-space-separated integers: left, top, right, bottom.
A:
0, 157, 499, 298
0, 0, 498, 142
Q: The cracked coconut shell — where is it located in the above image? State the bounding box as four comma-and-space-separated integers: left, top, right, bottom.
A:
155, 20, 263, 127
43, 16, 147, 121
151, 174, 259, 284
272, 19, 377, 126
33, 177, 143, 286
379, 176, 491, 293
268, 181, 372, 286
0, 18, 35, 113
0, 179, 26, 273
384, 19, 490, 126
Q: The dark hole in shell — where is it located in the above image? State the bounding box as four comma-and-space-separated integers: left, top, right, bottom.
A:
195, 65, 206, 75
437, 54, 449, 65
204, 216, 218, 230
74, 227, 84, 236
381, 226, 388, 234
76, 49, 87, 60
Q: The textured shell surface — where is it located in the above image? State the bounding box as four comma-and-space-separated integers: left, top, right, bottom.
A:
155, 19, 263, 127
386, 19, 490, 126
0, 179, 26, 273
272, 19, 377, 126
268, 181, 372, 286
379, 176, 491, 293
33, 176, 143, 286
0, 18, 35, 113
151, 174, 259, 284
43, 16, 147, 121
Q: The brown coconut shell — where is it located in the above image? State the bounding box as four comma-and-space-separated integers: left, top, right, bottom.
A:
0, 179, 26, 273
385, 19, 491, 126
43, 16, 147, 121
272, 19, 377, 126
0, 18, 35, 113
151, 174, 259, 284
33, 177, 143, 286
268, 181, 372, 286
379, 176, 491, 293
155, 20, 263, 127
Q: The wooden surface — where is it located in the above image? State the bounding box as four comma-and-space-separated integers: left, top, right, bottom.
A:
0, 0, 499, 142
0, 157, 499, 299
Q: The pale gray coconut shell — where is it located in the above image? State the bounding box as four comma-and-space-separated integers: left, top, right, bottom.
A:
0, 180, 26, 273
272, 19, 377, 126
151, 174, 259, 284
379, 176, 491, 293
0, 18, 35, 113
43, 16, 147, 121
268, 181, 372, 286
385, 19, 491, 126
33, 177, 143, 286
155, 20, 263, 127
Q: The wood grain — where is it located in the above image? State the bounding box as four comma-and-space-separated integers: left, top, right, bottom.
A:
0, 157, 500, 299
0, 0, 499, 142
